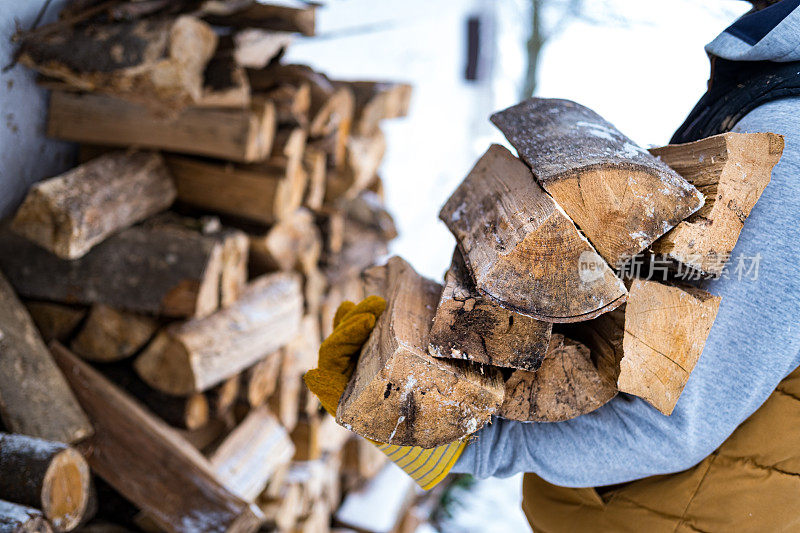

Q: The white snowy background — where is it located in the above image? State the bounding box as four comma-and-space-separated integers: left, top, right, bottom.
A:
288, 1, 748, 530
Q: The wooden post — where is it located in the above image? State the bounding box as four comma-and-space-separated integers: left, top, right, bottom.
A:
650, 132, 783, 277
209, 406, 295, 502
48, 91, 276, 163
337, 257, 504, 448
618, 279, 721, 415
70, 305, 157, 363
428, 249, 552, 371
20, 16, 217, 109
11, 151, 175, 259
491, 98, 704, 267
439, 144, 627, 323
0, 273, 92, 444
499, 334, 617, 422
50, 344, 264, 533
0, 226, 223, 319
0, 500, 52, 533
134, 273, 303, 395
0, 433, 90, 532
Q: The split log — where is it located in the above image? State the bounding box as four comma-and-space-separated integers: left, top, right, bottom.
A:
338, 81, 413, 137
320, 275, 365, 340
428, 249, 552, 371
177, 418, 228, 453
491, 98, 704, 267
0, 273, 92, 444
98, 363, 210, 431
498, 334, 618, 422
0, 225, 223, 319
134, 273, 303, 395
564, 306, 626, 388
19, 16, 217, 109
253, 84, 310, 127
303, 146, 327, 209
209, 406, 295, 502
218, 230, 250, 308
201, 1, 317, 36
50, 344, 264, 533
242, 351, 282, 408
248, 208, 321, 273
439, 144, 627, 323
325, 132, 386, 203
0, 500, 52, 533
0, 433, 91, 532
337, 256, 504, 448
70, 305, 157, 363
618, 279, 721, 415
268, 351, 302, 432
650, 132, 783, 277
339, 192, 398, 241
24, 303, 86, 343
48, 91, 276, 163
208, 376, 241, 420
166, 154, 305, 225
290, 414, 321, 461
11, 151, 175, 259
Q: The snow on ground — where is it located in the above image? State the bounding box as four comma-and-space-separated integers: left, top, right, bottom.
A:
287, 1, 747, 530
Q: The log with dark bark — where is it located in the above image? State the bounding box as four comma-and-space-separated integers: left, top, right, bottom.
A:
337, 257, 504, 448
24, 302, 86, 343
428, 249, 552, 371
650, 132, 783, 277
198, 54, 250, 109
11, 151, 175, 259
48, 91, 276, 163
134, 273, 303, 395
0, 500, 52, 533
97, 363, 210, 431
201, 1, 317, 36
50, 344, 264, 533
618, 279, 721, 415
19, 16, 217, 109
70, 305, 157, 362
0, 272, 92, 445
498, 334, 618, 422
491, 98, 704, 267
439, 144, 627, 323
0, 226, 223, 319
0, 433, 91, 532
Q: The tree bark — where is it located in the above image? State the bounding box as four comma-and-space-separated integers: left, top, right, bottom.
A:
0, 225, 223, 319
491, 98, 704, 267
429, 249, 552, 371
50, 343, 264, 533
439, 144, 627, 323
0, 433, 91, 532
337, 256, 504, 448
0, 272, 92, 444
11, 151, 175, 259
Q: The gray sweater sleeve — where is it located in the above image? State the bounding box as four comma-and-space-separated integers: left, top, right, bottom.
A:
451, 98, 800, 487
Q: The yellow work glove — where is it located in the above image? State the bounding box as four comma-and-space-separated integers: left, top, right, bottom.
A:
304, 296, 466, 490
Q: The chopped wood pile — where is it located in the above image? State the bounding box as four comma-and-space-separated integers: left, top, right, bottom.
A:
1, 1, 424, 532
337, 97, 782, 449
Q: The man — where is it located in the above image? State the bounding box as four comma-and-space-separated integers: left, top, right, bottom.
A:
307, 1, 800, 529
449, 0, 800, 530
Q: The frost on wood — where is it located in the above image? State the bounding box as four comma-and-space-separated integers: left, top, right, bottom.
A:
649, 132, 783, 277
439, 144, 627, 323
499, 334, 617, 422
336, 256, 504, 448
491, 98, 704, 267
618, 279, 721, 415
429, 248, 552, 371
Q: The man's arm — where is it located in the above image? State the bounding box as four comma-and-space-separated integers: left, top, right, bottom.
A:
452, 98, 800, 487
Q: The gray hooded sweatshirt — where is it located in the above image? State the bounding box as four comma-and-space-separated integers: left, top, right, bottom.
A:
452, 3, 800, 487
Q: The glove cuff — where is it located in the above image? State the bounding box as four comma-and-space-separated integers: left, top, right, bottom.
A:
375, 440, 467, 490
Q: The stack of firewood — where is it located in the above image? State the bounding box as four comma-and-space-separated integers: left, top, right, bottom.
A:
335, 97, 783, 449
0, 1, 422, 532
